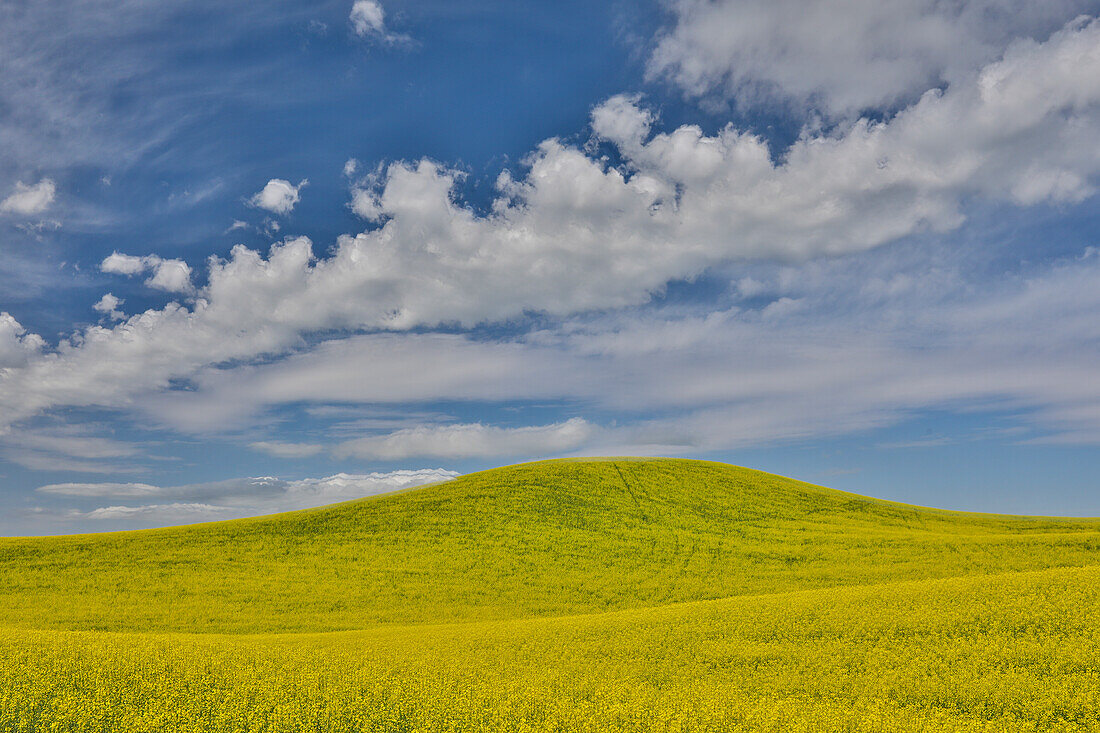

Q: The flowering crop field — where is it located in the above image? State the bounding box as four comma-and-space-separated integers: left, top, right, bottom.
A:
2, 459, 1099, 731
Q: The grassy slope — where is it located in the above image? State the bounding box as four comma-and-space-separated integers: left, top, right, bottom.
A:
1, 458, 1098, 633
3, 458, 1100, 731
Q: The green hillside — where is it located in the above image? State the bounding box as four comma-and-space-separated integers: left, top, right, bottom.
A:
3, 458, 1100, 731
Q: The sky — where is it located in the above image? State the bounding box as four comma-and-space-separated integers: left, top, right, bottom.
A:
2, 0, 1100, 534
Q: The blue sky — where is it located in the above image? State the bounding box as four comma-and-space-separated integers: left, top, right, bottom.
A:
2, 0, 1100, 534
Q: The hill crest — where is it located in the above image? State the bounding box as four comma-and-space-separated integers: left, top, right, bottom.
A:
1, 458, 1097, 634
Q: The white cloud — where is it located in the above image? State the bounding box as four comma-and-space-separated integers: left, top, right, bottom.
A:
142, 333, 583, 432
589, 94, 654, 151
146, 258, 194, 294
249, 178, 306, 215
348, 186, 382, 220
249, 440, 325, 458
100, 252, 193, 294
39, 482, 161, 497
0, 313, 44, 368
275, 470, 458, 506
0, 178, 56, 215
38, 469, 457, 502
77, 503, 231, 521
333, 418, 594, 460
0, 426, 143, 474
343, 158, 359, 177
349, 0, 407, 43
0, 4, 217, 186
40, 468, 459, 527
100, 252, 149, 275
0, 18, 1099, 435
10, 430, 140, 460
648, 0, 1094, 116
93, 293, 125, 320
143, 243, 1100, 448
350, 0, 384, 35
734, 277, 768, 298
2, 450, 138, 474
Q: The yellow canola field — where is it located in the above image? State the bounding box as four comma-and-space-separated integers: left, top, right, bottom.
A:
3, 459, 1100, 731
4, 459, 1100, 635
3, 564, 1099, 732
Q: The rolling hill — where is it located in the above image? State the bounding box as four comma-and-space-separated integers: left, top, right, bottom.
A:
2, 458, 1099, 731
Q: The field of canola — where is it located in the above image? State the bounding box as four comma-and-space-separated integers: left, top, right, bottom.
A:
2, 458, 1099, 731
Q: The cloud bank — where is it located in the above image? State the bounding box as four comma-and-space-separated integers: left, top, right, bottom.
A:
36, 468, 459, 528
648, 0, 1096, 115
124, 242, 1100, 453
0, 16, 1098, 441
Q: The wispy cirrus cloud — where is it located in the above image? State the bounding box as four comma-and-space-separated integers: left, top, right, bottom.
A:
38, 482, 162, 497
0, 426, 146, 474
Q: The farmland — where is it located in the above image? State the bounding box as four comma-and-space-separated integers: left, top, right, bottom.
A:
2, 458, 1099, 731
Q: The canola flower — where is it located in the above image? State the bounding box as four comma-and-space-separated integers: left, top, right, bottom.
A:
1, 459, 1099, 731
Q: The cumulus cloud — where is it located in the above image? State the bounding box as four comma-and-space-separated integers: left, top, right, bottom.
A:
648, 0, 1095, 115
348, 186, 382, 221
100, 252, 194, 294
37, 469, 459, 528
0, 178, 56, 215
0, 313, 44, 368
249, 178, 306, 215
0, 18, 1099, 434
349, 0, 407, 43
92, 293, 125, 321
145, 258, 194, 294
100, 252, 148, 275
333, 419, 594, 460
